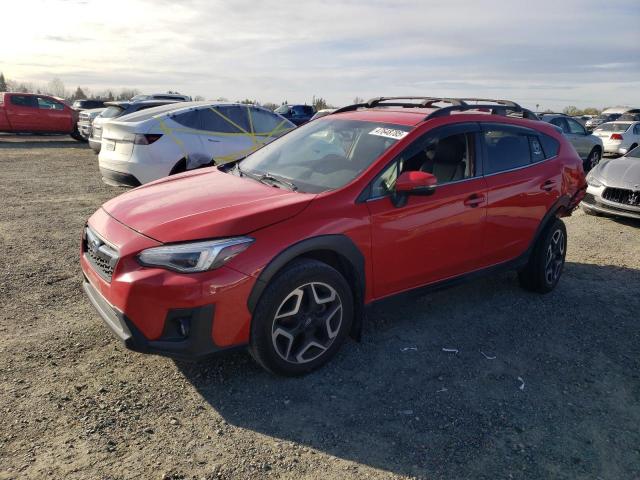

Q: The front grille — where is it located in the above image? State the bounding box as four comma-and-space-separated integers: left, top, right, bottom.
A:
602, 187, 640, 207
83, 227, 119, 282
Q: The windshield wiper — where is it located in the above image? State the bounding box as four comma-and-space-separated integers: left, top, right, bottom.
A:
237, 166, 298, 191
259, 172, 298, 191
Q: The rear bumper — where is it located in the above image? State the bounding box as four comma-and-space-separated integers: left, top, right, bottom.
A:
100, 167, 141, 188
83, 278, 227, 360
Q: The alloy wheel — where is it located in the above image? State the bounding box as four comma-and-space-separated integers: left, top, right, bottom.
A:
588, 150, 601, 170
544, 229, 565, 285
271, 282, 343, 364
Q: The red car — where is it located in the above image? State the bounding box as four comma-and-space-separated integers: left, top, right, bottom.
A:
0, 92, 81, 139
81, 97, 586, 375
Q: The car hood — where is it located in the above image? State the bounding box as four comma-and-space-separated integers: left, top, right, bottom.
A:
594, 156, 640, 188
102, 168, 316, 243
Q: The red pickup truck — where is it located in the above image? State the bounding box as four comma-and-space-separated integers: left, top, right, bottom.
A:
0, 92, 81, 140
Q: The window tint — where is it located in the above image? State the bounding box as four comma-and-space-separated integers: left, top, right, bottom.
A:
37, 97, 64, 110
634, 124, 640, 135
10, 95, 36, 108
539, 133, 560, 158
566, 118, 586, 135
483, 127, 531, 174
251, 108, 289, 134
172, 110, 201, 129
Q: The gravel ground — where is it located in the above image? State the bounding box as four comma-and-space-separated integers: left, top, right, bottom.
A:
1, 135, 639, 480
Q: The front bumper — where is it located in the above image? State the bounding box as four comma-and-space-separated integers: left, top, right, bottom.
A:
80, 208, 256, 358
83, 278, 223, 360
89, 138, 101, 153
581, 186, 640, 220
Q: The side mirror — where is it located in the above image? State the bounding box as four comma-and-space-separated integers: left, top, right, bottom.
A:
392, 171, 437, 207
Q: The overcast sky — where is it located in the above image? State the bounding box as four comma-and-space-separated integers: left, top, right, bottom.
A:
1, 0, 639, 110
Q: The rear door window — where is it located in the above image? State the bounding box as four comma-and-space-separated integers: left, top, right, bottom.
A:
200, 107, 246, 133
483, 126, 532, 174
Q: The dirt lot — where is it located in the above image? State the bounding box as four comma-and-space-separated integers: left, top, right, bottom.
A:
1, 134, 639, 480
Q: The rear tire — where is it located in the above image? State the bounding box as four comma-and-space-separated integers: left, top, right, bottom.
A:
584, 148, 601, 172
169, 158, 187, 175
249, 259, 353, 376
518, 218, 567, 293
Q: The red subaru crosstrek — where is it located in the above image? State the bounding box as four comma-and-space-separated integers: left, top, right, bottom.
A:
81, 97, 587, 375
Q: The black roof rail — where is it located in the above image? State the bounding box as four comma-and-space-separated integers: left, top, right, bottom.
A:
330, 96, 539, 120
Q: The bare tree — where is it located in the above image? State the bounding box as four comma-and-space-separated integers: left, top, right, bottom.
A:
353, 96, 365, 104
47, 78, 66, 98
0, 73, 7, 92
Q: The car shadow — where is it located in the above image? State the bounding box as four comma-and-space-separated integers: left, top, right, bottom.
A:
0, 134, 88, 149
175, 262, 640, 478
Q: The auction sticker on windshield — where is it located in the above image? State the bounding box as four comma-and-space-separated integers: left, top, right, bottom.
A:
369, 127, 408, 140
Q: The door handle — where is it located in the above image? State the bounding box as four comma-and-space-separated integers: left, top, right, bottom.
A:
463, 193, 484, 208
207, 138, 220, 143
541, 179, 556, 191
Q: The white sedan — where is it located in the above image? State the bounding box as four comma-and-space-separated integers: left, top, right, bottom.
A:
593, 121, 640, 156
98, 102, 295, 187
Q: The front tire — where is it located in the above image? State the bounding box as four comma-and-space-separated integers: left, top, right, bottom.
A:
249, 259, 353, 376
518, 218, 567, 293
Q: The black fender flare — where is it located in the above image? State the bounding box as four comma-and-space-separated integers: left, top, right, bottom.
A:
246, 234, 366, 339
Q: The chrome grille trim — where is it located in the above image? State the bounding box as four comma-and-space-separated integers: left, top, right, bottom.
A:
83, 226, 119, 282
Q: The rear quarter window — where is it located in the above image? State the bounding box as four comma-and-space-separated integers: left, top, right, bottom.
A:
539, 133, 560, 158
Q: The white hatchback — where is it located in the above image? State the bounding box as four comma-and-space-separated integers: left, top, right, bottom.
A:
98, 102, 295, 187
593, 121, 640, 156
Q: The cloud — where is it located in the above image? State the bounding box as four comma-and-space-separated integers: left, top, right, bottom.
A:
1, 0, 639, 109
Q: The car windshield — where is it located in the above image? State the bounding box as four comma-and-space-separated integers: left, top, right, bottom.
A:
596, 123, 631, 132
238, 119, 412, 193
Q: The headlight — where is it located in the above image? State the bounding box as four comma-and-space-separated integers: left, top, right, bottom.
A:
138, 237, 254, 273
586, 173, 603, 187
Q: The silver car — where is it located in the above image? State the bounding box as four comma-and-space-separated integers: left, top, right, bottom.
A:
539, 114, 603, 171
581, 146, 640, 220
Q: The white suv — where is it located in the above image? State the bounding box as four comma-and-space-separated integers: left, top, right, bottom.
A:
98, 102, 295, 187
